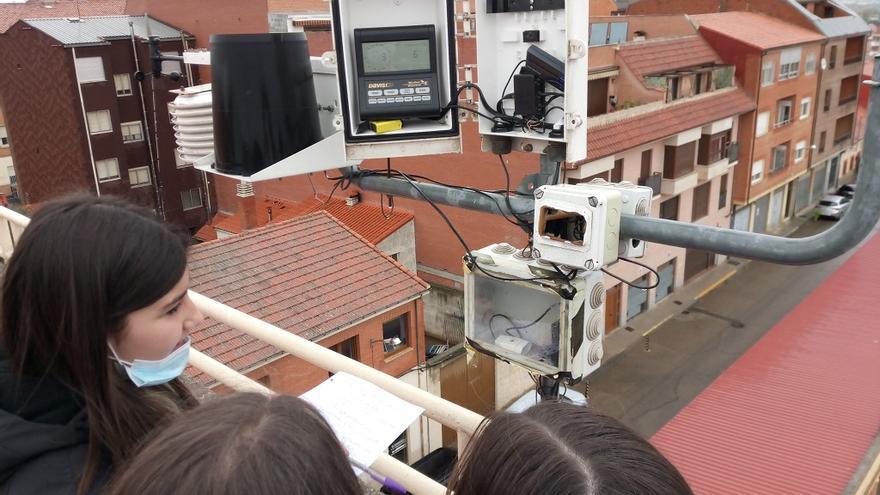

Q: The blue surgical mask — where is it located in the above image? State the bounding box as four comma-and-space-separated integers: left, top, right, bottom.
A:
108, 337, 191, 387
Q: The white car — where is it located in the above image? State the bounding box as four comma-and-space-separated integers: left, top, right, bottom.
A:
814, 194, 851, 220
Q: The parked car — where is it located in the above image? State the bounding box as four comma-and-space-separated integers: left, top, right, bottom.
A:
836, 183, 856, 199
814, 194, 851, 220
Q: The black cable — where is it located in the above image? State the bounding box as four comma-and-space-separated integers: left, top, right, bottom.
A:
601, 257, 661, 290
497, 155, 535, 223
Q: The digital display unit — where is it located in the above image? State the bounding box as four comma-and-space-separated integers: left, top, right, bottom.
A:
354, 25, 442, 120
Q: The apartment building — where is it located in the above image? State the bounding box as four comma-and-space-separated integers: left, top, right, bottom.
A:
0, 108, 14, 200
691, 13, 823, 233
571, 18, 755, 330
0, 15, 211, 230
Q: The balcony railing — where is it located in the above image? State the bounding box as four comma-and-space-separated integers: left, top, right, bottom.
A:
0, 206, 482, 495
834, 134, 853, 147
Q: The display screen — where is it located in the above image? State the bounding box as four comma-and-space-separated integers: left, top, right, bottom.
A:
361, 40, 431, 74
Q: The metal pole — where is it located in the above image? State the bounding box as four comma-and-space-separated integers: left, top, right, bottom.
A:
347, 56, 880, 266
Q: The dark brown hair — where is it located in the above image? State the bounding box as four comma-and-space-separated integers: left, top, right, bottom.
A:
447, 401, 693, 495
1, 194, 197, 494
108, 392, 363, 495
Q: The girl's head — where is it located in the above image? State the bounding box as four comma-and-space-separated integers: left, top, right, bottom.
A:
448, 401, 693, 495
108, 392, 363, 495
1, 194, 203, 490
2, 194, 203, 381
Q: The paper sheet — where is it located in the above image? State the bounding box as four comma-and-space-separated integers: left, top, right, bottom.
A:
300, 372, 425, 468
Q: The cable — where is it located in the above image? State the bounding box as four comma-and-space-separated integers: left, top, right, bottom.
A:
601, 257, 661, 290
496, 59, 527, 114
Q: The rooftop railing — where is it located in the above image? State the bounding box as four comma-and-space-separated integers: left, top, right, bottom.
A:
0, 206, 483, 495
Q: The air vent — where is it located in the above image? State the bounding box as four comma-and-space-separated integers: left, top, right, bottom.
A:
636, 198, 649, 216
588, 342, 604, 366
587, 312, 602, 340
589, 283, 605, 309
491, 243, 517, 255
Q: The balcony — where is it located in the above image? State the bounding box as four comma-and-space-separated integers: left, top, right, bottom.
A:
834, 134, 852, 147
697, 157, 730, 182
638, 173, 662, 197
0, 207, 477, 495
661, 170, 699, 196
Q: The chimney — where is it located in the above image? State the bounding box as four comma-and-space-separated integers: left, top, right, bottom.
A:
236, 181, 258, 231
346, 192, 361, 207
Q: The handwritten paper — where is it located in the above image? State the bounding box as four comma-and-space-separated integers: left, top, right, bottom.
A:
300, 372, 425, 468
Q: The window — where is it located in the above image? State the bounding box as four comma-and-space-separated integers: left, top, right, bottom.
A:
845, 36, 864, 64
667, 76, 681, 101
74, 57, 105, 83
660, 196, 679, 221
756, 111, 770, 137
113, 74, 132, 96
86, 110, 112, 135
824, 89, 832, 112
382, 314, 408, 353
778, 48, 801, 80
776, 98, 793, 127
839, 75, 859, 105
829, 45, 837, 69
663, 141, 696, 179
0, 125, 8, 147
611, 158, 623, 182
120, 121, 144, 143
719, 173, 729, 209
640, 149, 652, 181
698, 130, 731, 165
834, 113, 854, 145
819, 131, 827, 153
588, 22, 628, 46
180, 187, 203, 210
751, 160, 765, 184
692, 182, 711, 221
771, 143, 789, 172
389, 432, 407, 463
95, 158, 120, 181
761, 61, 775, 86
805, 53, 817, 75
795, 141, 807, 162
128, 166, 151, 187
800, 97, 811, 120
330, 336, 358, 360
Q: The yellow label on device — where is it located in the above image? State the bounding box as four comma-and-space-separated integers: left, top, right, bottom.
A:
370, 120, 403, 134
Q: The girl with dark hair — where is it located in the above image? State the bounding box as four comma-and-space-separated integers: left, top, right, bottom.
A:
0, 195, 204, 495
448, 401, 694, 495
108, 392, 363, 495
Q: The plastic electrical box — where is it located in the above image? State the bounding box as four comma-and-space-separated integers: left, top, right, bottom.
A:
532, 184, 623, 270
579, 179, 654, 259
330, 0, 461, 160
464, 243, 606, 381
474, 0, 588, 162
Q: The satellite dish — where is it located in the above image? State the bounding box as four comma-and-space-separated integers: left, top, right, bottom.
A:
820, 57, 828, 71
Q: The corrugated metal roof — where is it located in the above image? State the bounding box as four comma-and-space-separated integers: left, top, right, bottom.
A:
813, 15, 871, 38
652, 232, 880, 494
23, 15, 189, 46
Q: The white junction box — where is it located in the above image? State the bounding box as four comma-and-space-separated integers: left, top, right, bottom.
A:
579, 179, 654, 258
330, 0, 461, 160
533, 184, 623, 270
464, 243, 606, 381
474, 0, 588, 162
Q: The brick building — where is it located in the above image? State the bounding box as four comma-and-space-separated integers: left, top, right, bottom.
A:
0, 108, 13, 199
0, 15, 211, 230
573, 17, 754, 330
691, 13, 824, 233
626, 0, 871, 210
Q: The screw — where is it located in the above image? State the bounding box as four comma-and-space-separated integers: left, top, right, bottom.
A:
534, 188, 544, 199
588, 196, 599, 207
523, 143, 534, 152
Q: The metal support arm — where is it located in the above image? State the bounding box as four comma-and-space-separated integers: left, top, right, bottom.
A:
347, 57, 880, 265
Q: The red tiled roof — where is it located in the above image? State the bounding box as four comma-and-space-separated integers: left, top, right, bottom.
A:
0, 0, 126, 33
186, 212, 429, 385
617, 35, 721, 80
692, 12, 825, 50
585, 88, 755, 161
652, 233, 880, 494
212, 195, 414, 245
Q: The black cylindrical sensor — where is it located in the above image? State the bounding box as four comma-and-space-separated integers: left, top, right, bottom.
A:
211, 33, 321, 176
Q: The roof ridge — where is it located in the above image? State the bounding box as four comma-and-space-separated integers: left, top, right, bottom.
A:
319, 211, 429, 291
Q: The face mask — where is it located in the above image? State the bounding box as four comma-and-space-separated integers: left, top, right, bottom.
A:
108, 337, 191, 387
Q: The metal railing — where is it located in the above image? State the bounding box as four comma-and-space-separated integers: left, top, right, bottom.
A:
0, 207, 482, 495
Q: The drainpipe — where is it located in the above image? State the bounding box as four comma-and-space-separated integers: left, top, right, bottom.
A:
71, 47, 102, 196
129, 22, 164, 219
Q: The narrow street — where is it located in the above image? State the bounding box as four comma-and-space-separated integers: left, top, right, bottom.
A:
586, 219, 867, 437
